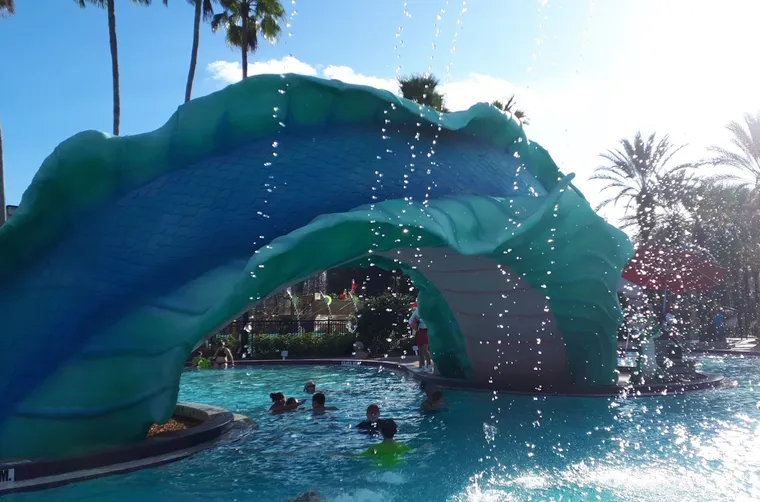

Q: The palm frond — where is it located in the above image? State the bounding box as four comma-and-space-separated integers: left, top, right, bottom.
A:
211, 0, 285, 54
210, 11, 229, 32
0, 0, 15, 15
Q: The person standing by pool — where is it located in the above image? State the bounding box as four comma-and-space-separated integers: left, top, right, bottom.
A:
211, 341, 234, 369
713, 309, 725, 342
409, 302, 433, 372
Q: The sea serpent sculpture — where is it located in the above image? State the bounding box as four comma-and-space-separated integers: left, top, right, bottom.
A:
0, 74, 632, 459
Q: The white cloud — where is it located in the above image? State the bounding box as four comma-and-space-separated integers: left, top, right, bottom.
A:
207, 55, 317, 83
204, 50, 760, 228
321, 65, 398, 94
207, 57, 399, 94
440, 73, 526, 112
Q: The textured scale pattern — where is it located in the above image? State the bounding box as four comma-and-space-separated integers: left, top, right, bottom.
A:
0, 74, 631, 459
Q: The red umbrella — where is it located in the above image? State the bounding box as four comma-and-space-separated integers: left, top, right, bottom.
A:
622, 247, 726, 293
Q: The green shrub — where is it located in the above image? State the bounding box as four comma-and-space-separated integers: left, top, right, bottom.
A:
357, 292, 415, 355
208, 333, 241, 354
251, 332, 356, 358
191, 355, 211, 369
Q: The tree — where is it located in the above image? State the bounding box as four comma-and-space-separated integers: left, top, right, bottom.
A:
357, 292, 414, 355
0, 0, 14, 225
491, 95, 528, 125
591, 132, 694, 243
75, 0, 167, 136
211, 0, 286, 80
185, 0, 216, 103
0, 0, 14, 15
398, 74, 448, 113
708, 112, 760, 186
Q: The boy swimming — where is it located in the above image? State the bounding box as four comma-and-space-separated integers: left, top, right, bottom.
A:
311, 392, 338, 414
285, 397, 306, 411
355, 419, 411, 467
421, 389, 448, 412
356, 404, 385, 433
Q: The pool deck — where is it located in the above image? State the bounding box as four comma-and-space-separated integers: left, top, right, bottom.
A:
0, 402, 239, 495
688, 339, 760, 357
234, 356, 731, 397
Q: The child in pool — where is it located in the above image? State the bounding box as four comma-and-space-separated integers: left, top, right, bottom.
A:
311, 392, 337, 414
269, 392, 287, 413
285, 397, 306, 411
421, 390, 448, 412
354, 419, 411, 467
356, 404, 385, 433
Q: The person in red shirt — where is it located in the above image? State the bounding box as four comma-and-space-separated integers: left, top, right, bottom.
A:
408, 302, 432, 371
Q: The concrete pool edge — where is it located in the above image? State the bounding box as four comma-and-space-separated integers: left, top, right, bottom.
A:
232, 358, 730, 397
0, 402, 236, 495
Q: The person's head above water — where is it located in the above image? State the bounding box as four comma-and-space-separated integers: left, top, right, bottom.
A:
420, 381, 438, 396
292, 491, 323, 502
304, 381, 316, 394
312, 392, 326, 407
270, 392, 285, 403
366, 404, 380, 421
380, 418, 398, 440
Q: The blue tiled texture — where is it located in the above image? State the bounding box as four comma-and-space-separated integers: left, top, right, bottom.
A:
0, 74, 631, 459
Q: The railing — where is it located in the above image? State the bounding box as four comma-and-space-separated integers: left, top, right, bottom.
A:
232, 319, 355, 336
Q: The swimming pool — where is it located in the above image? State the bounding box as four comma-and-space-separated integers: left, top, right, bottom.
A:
7, 356, 759, 501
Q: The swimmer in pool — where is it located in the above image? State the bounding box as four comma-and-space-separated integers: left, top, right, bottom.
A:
421, 390, 448, 413
354, 419, 411, 467
269, 392, 287, 413
311, 392, 337, 414
285, 397, 306, 411
304, 381, 320, 394
356, 404, 385, 433
291, 492, 323, 502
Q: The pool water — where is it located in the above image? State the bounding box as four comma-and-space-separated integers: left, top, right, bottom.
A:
8, 356, 760, 502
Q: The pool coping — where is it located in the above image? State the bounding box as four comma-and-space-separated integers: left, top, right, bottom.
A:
0, 402, 235, 495
232, 358, 730, 397
689, 348, 760, 357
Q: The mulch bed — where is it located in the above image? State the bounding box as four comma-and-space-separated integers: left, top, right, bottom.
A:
147, 417, 202, 438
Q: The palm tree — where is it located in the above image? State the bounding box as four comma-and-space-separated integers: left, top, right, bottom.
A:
398, 74, 448, 113
708, 112, 760, 186
0, 0, 14, 15
75, 0, 167, 136
591, 132, 694, 243
0, 0, 14, 225
185, 0, 216, 103
211, 0, 286, 80
491, 96, 528, 125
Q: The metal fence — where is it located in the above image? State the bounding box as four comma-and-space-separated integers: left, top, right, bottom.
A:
241, 319, 355, 336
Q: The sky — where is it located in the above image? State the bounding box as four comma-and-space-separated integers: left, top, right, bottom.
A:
1, 0, 760, 224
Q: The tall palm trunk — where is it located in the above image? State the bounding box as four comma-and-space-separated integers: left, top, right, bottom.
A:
185, 0, 202, 103
636, 199, 655, 243
241, 6, 249, 79
0, 115, 5, 224
107, 0, 120, 136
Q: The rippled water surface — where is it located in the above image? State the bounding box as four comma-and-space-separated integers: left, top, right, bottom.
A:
10, 356, 760, 501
